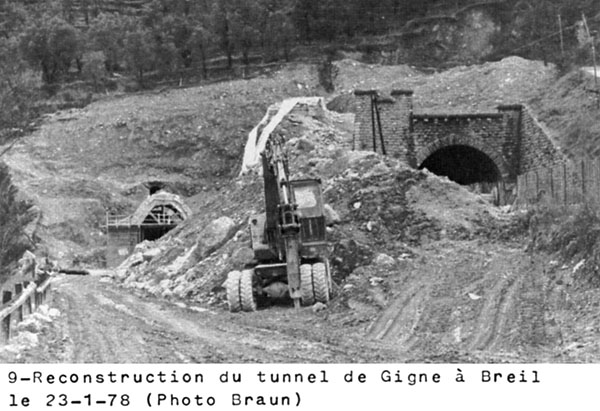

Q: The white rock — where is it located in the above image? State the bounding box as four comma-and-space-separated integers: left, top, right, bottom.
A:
17, 317, 43, 333
195, 216, 237, 260
369, 277, 384, 286
142, 247, 163, 261
324, 204, 341, 225
374, 253, 395, 267
14, 331, 39, 348
312, 302, 327, 312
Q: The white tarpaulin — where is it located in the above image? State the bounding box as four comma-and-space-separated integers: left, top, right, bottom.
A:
239, 97, 324, 175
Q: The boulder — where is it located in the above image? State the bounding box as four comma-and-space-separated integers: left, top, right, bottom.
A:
374, 253, 395, 267
312, 302, 327, 312
331, 239, 374, 280
194, 217, 238, 261
323, 204, 341, 226
263, 282, 289, 300
142, 247, 163, 261
17, 318, 43, 333
231, 247, 255, 265
297, 138, 316, 152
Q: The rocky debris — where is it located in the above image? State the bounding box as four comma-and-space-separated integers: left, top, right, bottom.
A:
374, 253, 395, 267
331, 239, 375, 281
262, 282, 289, 300
312, 302, 327, 312
111, 70, 517, 312
1, 305, 60, 356
193, 216, 238, 262
323, 204, 341, 226
231, 246, 255, 266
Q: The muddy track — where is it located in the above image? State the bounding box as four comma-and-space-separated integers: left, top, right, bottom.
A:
6, 273, 404, 363
368, 242, 561, 360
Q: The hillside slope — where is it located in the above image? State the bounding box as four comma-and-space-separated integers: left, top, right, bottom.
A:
6, 57, 600, 363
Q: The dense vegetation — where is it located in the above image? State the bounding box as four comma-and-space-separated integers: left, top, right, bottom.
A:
0, 163, 34, 276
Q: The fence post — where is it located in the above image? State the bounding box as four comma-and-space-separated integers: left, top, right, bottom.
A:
597, 158, 600, 205
581, 160, 586, 198
563, 163, 568, 205
549, 167, 554, 202
24, 282, 33, 316
2, 291, 12, 342
14, 283, 23, 323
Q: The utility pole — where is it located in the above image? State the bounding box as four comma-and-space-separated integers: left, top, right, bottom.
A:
582, 13, 599, 108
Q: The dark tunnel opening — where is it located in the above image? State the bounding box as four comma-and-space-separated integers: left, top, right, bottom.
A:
419, 145, 500, 186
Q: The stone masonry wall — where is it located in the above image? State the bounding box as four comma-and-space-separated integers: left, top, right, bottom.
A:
353, 90, 413, 162
519, 105, 566, 173
410, 113, 510, 177
353, 90, 562, 181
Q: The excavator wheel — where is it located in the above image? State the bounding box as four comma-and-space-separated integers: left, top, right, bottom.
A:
240, 269, 257, 312
226, 270, 242, 312
300, 263, 314, 306
312, 262, 330, 303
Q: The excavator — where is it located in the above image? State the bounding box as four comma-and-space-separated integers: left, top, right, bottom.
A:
226, 137, 331, 311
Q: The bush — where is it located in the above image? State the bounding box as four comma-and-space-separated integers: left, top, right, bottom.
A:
531, 204, 600, 286
0, 163, 35, 271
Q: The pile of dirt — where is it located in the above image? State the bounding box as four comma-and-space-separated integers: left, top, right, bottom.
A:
330, 56, 556, 114
529, 69, 600, 158
2, 63, 322, 265
113, 101, 510, 311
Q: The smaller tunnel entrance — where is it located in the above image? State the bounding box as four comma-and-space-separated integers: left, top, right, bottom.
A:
139, 204, 185, 242
419, 145, 500, 186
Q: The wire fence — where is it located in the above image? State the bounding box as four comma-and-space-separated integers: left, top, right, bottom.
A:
517, 158, 600, 207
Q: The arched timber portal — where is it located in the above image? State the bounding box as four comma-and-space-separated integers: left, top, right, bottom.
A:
106, 190, 191, 267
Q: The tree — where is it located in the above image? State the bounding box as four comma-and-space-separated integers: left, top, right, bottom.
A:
189, 24, 213, 78
229, 0, 261, 65
88, 13, 132, 74
0, 162, 34, 270
20, 16, 81, 84
124, 26, 154, 86
0, 2, 28, 39
212, 1, 235, 69
0, 37, 40, 142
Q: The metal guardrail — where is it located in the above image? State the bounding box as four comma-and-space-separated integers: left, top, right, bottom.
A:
106, 214, 133, 227
0, 257, 54, 344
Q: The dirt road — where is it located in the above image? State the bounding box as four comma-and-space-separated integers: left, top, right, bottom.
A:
2, 272, 403, 363
3, 239, 598, 363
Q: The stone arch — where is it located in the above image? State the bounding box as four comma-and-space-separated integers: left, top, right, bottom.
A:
415, 135, 509, 180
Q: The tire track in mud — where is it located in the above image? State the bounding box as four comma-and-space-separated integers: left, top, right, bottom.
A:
31, 274, 390, 363
367, 242, 556, 359
469, 272, 520, 351
367, 281, 430, 345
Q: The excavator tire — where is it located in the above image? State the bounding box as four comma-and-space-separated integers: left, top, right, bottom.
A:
240, 269, 256, 312
312, 262, 330, 303
300, 263, 314, 306
226, 270, 242, 312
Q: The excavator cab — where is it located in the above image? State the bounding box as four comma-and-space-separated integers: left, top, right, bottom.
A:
291, 179, 327, 257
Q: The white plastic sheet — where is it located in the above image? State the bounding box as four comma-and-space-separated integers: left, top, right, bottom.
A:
239, 97, 323, 175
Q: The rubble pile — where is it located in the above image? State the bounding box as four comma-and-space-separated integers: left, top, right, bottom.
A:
114, 99, 509, 311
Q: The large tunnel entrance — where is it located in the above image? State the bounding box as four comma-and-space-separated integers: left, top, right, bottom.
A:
419, 145, 501, 186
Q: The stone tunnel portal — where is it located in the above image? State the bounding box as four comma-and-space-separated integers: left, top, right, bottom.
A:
419, 145, 501, 186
